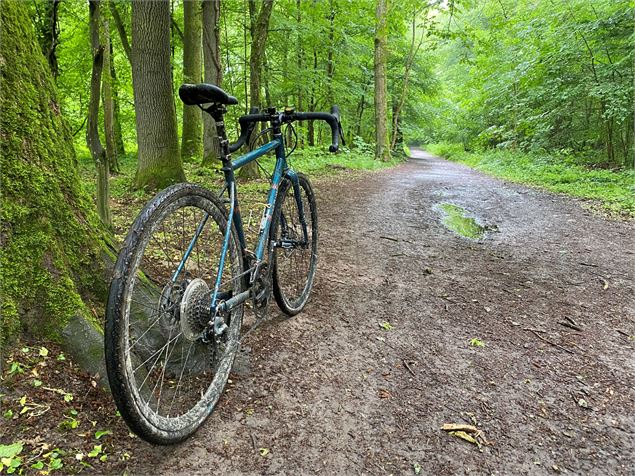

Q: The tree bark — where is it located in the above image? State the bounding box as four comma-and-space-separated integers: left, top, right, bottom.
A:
242, 0, 275, 178
0, 0, 109, 376
87, 0, 111, 226
202, 0, 222, 166
374, 0, 391, 161
131, 0, 185, 189
102, 17, 119, 174
181, 0, 203, 163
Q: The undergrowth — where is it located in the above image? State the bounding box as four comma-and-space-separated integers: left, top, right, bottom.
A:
76, 144, 400, 244
426, 143, 635, 218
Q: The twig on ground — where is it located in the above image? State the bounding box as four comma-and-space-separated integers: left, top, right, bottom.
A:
616, 330, 631, 338
250, 433, 257, 450
402, 359, 416, 377
558, 320, 583, 332
525, 329, 575, 354
379, 235, 399, 242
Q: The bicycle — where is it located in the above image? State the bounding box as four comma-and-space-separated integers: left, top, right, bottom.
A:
104, 83, 342, 444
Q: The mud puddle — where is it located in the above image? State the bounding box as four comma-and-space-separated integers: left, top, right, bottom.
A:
438, 203, 487, 239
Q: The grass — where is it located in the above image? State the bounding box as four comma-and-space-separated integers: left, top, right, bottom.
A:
426, 143, 635, 218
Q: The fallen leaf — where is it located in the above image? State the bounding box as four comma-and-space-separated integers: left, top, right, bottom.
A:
449, 430, 480, 447
441, 423, 478, 433
259, 448, 269, 457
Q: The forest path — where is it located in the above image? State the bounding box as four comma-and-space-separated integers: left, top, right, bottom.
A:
131, 148, 634, 474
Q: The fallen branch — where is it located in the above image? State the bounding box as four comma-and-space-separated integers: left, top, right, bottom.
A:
525, 329, 575, 354
441, 423, 478, 433
379, 235, 399, 242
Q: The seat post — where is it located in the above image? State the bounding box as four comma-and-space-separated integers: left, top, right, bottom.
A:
205, 105, 230, 163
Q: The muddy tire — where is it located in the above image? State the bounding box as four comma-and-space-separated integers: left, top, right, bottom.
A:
105, 183, 244, 445
271, 174, 318, 315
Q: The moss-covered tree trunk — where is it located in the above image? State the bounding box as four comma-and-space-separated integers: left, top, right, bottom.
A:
131, 0, 185, 189
0, 0, 109, 376
181, 0, 203, 163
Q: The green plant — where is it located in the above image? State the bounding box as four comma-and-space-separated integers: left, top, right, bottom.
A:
469, 338, 485, 348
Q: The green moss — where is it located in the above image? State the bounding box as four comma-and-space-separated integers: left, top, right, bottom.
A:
134, 162, 186, 191
0, 1, 107, 352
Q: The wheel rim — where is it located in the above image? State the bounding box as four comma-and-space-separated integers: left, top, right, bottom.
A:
273, 182, 316, 310
120, 195, 241, 432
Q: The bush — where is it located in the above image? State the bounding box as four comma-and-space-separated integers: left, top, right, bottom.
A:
425, 142, 466, 160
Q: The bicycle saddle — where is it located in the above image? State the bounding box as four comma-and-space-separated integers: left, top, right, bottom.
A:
179, 83, 238, 106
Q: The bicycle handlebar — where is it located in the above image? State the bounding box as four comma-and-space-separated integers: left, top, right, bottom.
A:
228, 106, 343, 153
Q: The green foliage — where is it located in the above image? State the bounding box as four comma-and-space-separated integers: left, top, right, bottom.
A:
428, 143, 635, 217
419, 0, 634, 167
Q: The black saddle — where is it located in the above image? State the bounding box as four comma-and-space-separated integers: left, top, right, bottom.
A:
179, 83, 238, 106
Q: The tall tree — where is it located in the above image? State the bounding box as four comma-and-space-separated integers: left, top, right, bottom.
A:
181, 0, 203, 162
87, 0, 111, 226
102, 15, 119, 174
131, 0, 185, 189
1, 0, 108, 374
202, 0, 222, 166
374, 0, 391, 161
242, 0, 275, 178
390, 9, 424, 151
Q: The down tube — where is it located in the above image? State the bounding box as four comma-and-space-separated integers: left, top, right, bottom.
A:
254, 142, 286, 260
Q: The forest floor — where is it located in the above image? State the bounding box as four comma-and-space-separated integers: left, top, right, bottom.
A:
2, 149, 634, 474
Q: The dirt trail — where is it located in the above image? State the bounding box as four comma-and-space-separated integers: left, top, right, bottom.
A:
131, 149, 635, 475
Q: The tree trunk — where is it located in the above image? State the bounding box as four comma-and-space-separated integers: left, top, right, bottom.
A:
109, 41, 126, 157
0, 0, 109, 376
131, 0, 185, 189
181, 0, 203, 163
390, 11, 423, 151
374, 0, 391, 161
242, 0, 275, 179
87, 0, 111, 226
296, 0, 304, 146
202, 0, 222, 167
308, 48, 318, 146
109, 1, 131, 64
102, 17, 119, 174
326, 0, 335, 106
38, 0, 61, 78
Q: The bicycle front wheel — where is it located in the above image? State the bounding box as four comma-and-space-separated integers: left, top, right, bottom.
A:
270, 173, 318, 315
105, 183, 244, 444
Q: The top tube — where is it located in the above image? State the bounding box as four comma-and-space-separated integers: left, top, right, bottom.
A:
230, 138, 282, 171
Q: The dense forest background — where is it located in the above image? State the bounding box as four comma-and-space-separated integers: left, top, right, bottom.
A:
1, 0, 633, 357
36, 0, 633, 172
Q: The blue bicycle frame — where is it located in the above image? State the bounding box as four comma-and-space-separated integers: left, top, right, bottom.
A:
169, 134, 305, 318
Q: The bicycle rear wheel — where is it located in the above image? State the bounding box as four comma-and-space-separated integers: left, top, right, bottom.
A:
270, 173, 318, 315
105, 183, 244, 444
